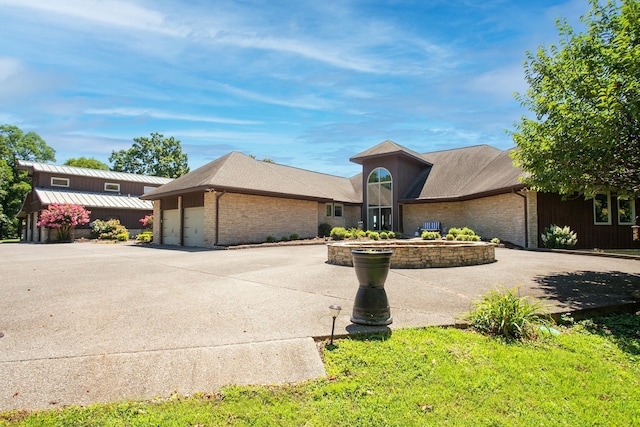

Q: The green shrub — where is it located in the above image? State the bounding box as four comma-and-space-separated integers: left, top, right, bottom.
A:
445, 227, 480, 241
541, 224, 578, 249
355, 230, 367, 239
491, 237, 501, 244
421, 231, 441, 240
266, 235, 276, 243
91, 219, 128, 240
136, 231, 153, 242
330, 227, 348, 241
116, 232, 129, 241
369, 231, 380, 240
318, 223, 332, 237
445, 233, 455, 240
387, 231, 396, 239
447, 227, 461, 238
280, 235, 289, 242
466, 287, 551, 341
379, 231, 389, 239
289, 233, 299, 240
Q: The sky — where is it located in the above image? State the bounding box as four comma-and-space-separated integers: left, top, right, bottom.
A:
0, 0, 591, 177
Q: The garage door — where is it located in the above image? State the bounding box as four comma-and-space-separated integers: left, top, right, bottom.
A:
162, 209, 181, 245
183, 207, 204, 247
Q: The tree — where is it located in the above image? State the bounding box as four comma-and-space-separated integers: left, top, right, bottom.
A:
64, 157, 109, 170
511, 0, 640, 199
0, 124, 56, 239
109, 133, 189, 178
37, 203, 91, 242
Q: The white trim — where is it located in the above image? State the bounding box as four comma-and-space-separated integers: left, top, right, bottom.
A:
104, 182, 120, 192
51, 177, 70, 187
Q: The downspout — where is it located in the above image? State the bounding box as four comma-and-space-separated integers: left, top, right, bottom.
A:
514, 189, 528, 248
215, 190, 227, 246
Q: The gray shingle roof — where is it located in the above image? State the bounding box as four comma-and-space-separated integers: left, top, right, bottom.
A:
141, 152, 361, 203
34, 188, 154, 210
18, 161, 173, 185
350, 140, 431, 166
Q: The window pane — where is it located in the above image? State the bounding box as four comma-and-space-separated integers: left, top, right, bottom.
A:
334, 204, 343, 217
326, 204, 332, 217
367, 184, 380, 207
379, 168, 391, 182
594, 193, 611, 224
617, 198, 634, 224
368, 208, 378, 231
368, 169, 380, 183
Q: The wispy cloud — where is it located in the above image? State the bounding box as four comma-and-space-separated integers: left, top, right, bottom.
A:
85, 108, 263, 125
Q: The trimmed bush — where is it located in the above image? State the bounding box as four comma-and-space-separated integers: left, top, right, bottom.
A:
136, 231, 153, 243
421, 231, 441, 240
387, 231, 396, 239
491, 237, 501, 244
541, 224, 577, 249
91, 219, 128, 240
369, 231, 380, 240
330, 227, 348, 241
116, 232, 129, 241
289, 233, 299, 240
379, 231, 389, 239
318, 223, 332, 238
266, 235, 276, 243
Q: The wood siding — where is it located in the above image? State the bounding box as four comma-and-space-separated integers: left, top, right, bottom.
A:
536, 192, 640, 249
35, 172, 160, 196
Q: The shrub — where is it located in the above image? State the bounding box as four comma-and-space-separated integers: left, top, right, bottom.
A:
387, 231, 396, 239
466, 287, 551, 341
445, 233, 455, 240
289, 233, 299, 240
447, 227, 461, 238
266, 235, 276, 243
355, 230, 367, 239
445, 227, 480, 241
318, 223, 332, 238
421, 231, 441, 240
116, 232, 129, 241
369, 231, 380, 240
541, 224, 577, 249
491, 237, 501, 244
136, 231, 153, 242
280, 235, 290, 242
379, 231, 389, 239
37, 203, 91, 241
330, 227, 348, 241
91, 219, 128, 240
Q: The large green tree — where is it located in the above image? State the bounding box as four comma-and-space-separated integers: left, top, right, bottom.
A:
0, 125, 56, 238
64, 157, 109, 170
109, 133, 189, 178
511, 0, 640, 199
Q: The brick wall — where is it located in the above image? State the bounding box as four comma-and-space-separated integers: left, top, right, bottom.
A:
203, 191, 217, 247
317, 204, 362, 229
217, 193, 318, 245
403, 192, 528, 247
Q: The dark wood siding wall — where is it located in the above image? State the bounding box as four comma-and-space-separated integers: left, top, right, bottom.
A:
89, 208, 151, 230
182, 192, 204, 208
36, 172, 159, 195
537, 192, 640, 249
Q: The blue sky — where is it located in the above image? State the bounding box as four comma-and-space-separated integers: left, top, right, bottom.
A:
0, 0, 589, 177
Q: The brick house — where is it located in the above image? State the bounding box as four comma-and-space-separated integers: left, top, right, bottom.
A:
18, 161, 172, 242
141, 140, 639, 249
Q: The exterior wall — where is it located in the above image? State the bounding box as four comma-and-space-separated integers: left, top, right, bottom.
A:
403, 192, 527, 247
536, 192, 640, 249
216, 193, 318, 246
203, 191, 217, 247
317, 203, 362, 230
526, 191, 539, 248
35, 171, 161, 196
152, 200, 161, 241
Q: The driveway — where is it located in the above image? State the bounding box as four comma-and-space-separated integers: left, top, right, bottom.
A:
1, 242, 638, 411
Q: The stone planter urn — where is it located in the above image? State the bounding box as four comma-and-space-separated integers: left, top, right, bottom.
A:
350, 249, 393, 326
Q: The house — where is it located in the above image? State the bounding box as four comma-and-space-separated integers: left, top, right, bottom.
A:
141, 140, 639, 250
18, 161, 172, 242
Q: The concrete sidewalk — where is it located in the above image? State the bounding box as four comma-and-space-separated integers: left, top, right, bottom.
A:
1, 242, 638, 411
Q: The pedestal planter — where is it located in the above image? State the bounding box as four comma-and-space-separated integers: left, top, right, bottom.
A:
350, 249, 393, 326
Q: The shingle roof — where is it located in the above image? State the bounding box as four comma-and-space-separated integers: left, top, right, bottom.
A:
141, 152, 361, 203
350, 140, 431, 166
34, 188, 154, 210
18, 160, 173, 185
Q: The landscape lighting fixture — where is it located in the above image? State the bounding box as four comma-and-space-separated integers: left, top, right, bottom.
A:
329, 304, 341, 345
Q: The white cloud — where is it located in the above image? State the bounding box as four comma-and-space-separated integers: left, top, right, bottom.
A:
85, 108, 263, 125
213, 83, 338, 111
465, 65, 527, 101
0, 0, 188, 36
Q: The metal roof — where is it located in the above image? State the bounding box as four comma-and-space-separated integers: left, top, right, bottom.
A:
34, 188, 154, 210
18, 160, 173, 185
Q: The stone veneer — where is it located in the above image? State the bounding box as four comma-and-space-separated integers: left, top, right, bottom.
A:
327, 239, 496, 268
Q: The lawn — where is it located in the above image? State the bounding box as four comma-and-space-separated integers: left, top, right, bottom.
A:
1, 313, 638, 426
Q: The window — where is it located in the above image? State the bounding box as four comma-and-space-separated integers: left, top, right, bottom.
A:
325, 203, 332, 217
51, 177, 69, 187
617, 197, 635, 225
104, 182, 120, 192
143, 186, 157, 194
334, 204, 343, 217
367, 167, 392, 231
593, 193, 611, 225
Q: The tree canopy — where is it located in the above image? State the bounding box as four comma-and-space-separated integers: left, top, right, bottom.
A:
64, 157, 109, 170
109, 133, 189, 178
0, 124, 56, 238
511, 0, 640, 199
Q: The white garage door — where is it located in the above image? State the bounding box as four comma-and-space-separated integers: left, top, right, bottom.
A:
162, 209, 181, 245
183, 207, 204, 247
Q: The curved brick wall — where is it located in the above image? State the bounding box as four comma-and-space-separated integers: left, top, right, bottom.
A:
327, 240, 496, 269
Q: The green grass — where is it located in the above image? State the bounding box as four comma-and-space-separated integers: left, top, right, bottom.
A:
2, 314, 638, 426
0, 239, 19, 243
601, 249, 640, 256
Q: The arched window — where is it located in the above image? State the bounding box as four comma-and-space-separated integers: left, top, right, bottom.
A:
367, 167, 392, 231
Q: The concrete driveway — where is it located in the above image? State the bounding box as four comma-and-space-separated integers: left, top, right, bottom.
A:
1, 242, 638, 411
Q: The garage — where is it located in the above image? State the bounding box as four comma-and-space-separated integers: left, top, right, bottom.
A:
183, 207, 204, 247
162, 209, 181, 245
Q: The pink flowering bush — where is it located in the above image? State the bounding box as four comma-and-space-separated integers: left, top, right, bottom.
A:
139, 214, 153, 230
37, 203, 91, 242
